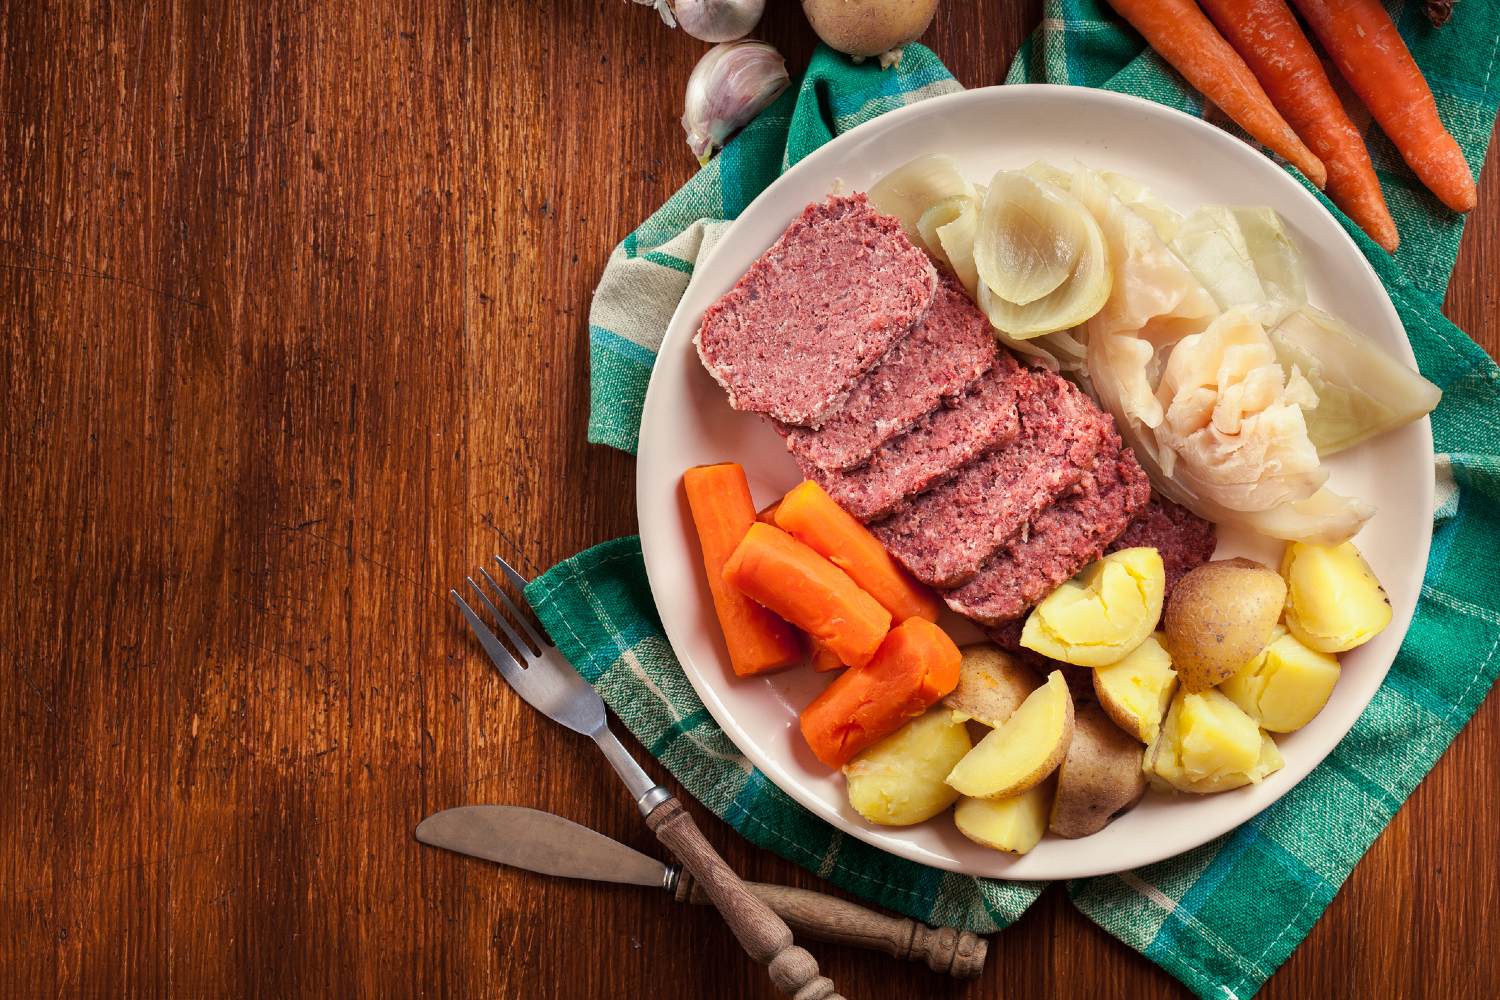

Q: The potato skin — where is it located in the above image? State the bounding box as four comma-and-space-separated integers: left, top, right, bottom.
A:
942, 644, 1042, 727
800, 0, 940, 59
1048, 702, 1147, 839
1165, 558, 1286, 693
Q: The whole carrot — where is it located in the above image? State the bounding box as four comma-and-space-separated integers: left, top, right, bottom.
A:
1291, 0, 1476, 213
1104, 0, 1328, 189
1200, 0, 1399, 252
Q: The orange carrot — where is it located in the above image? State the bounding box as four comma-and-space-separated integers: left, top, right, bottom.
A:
1104, 0, 1328, 189
756, 500, 782, 525
1200, 0, 1399, 251
799, 617, 961, 769
1291, 0, 1475, 212
773, 480, 943, 626
807, 636, 846, 673
683, 464, 803, 678
722, 522, 892, 668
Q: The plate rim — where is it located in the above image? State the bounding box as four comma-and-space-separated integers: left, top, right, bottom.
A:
635, 82, 1434, 879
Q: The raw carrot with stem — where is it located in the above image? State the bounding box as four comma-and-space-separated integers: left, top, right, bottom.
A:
1104, 0, 1328, 189
683, 464, 803, 678
773, 480, 943, 625
1291, 0, 1475, 213
1200, 0, 1399, 252
800, 617, 962, 769
722, 522, 892, 668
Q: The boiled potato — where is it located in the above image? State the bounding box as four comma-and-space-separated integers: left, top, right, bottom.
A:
1281, 541, 1392, 653
1093, 633, 1177, 744
1020, 548, 1165, 667
1165, 558, 1286, 693
1145, 688, 1284, 794
1048, 702, 1148, 839
844, 708, 971, 825
801, 0, 939, 61
1220, 625, 1341, 732
945, 671, 1074, 799
942, 644, 1042, 726
953, 774, 1057, 855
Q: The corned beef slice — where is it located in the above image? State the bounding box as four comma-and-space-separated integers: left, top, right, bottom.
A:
800, 351, 1028, 523
942, 437, 1152, 626
694, 194, 937, 428
872, 369, 1115, 589
777, 270, 996, 472
1106, 496, 1217, 601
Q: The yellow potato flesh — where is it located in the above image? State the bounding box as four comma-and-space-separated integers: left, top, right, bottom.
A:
945, 671, 1073, 799
1020, 548, 1165, 667
1220, 626, 1340, 732
1092, 633, 1177, 743
1281, 541, 1392, 653
1145, 689, 1284, 794
844, 709, 971, 826
953, 775, 1057, 854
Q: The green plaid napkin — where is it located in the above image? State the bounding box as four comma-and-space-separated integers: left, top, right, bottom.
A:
557, 6, 1500, 997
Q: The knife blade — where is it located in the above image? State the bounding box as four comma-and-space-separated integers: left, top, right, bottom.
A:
416, 805, 986, 979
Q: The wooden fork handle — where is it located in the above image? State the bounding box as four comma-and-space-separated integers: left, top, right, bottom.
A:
646, 797, 844, 1000
676, 872, 988, 978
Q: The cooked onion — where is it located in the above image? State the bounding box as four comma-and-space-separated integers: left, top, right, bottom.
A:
868, 154, 977, 252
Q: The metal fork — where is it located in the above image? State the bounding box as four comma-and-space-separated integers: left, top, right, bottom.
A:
454, 556, 844, 1000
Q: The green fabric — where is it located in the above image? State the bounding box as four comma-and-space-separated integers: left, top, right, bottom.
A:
563, 10, 1500, 999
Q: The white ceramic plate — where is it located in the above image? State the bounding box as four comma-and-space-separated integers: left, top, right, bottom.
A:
635, 85, 1432, 879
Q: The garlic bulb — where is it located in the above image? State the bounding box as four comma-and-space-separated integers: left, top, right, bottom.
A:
636, 0, 764, 43
682, 41, 790, 163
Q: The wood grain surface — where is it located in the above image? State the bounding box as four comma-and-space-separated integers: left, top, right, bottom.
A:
2, 1, 1496, 997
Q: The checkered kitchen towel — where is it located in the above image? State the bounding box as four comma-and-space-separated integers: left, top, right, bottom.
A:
552, 6, 1500, 997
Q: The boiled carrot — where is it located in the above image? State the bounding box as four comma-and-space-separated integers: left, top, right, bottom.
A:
722, 522, 892, 668
756, 500, 782, 525
683, 464, 803, 678
807, 636, 846, 673
800, 617, 961, 769
1104, 0, 1328, 189
773, 480, 943, 625
1291, 0, 1475, 213
1200, 0, 1399, 251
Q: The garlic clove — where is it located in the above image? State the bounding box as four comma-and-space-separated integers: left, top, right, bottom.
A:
670, 0, 764, 43
681, 40, 790, 163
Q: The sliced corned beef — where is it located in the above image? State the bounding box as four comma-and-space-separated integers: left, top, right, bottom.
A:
1105, 496, 1218, 601
942, 438, 1152, 625
800, 351, 1028, 523
776, 270, 996, 472
871, 369, 1115, 588
694, 193, 937, 428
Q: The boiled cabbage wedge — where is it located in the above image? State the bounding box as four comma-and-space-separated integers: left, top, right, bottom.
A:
1171, 206, 1306, 329
868, 154, 977, 252
1269, 306, 1442, 456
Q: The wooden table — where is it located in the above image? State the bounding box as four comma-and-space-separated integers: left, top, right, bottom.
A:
3, 1, 1497, 996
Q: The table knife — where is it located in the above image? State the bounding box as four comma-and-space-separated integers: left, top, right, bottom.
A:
416, 804, 987, 978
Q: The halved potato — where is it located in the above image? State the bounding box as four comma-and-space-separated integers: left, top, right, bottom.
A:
1145, 688, 1284, 794
941, 644, 1042, 727
844, 708, 972, 826
1049, 702, 1148, 839
1165, 558, 1286, 693
1281, 541, 1392, 653
945, 671, 1074, 799
1093, 633, 1177, 744
953, 774, 1058, 854
1021, 548, 1166, 667
1219, 625, 1341, 732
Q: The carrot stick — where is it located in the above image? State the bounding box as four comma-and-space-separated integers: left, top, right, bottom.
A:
723, 522, 892, 668
756, 500, 782, 525
806, 636, 846, 673
683, 464, 803, 678
1200, 0, 1399, 251
773, 480, 943, 625
1104, 0, 1328, 189
800, 617, 961, 769
1291, 0, 1475, 213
